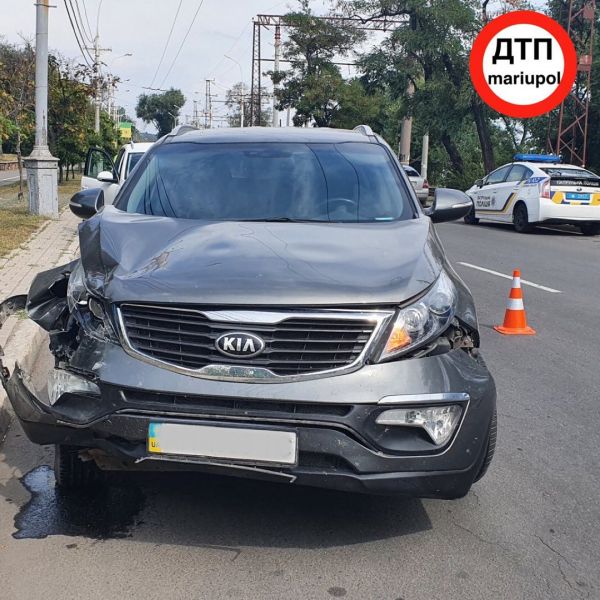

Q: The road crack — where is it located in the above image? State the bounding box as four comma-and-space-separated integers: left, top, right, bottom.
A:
450, 518, 512, 554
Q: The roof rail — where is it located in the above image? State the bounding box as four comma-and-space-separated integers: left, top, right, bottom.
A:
168, 124, 198, 137
353, 124, 375, 137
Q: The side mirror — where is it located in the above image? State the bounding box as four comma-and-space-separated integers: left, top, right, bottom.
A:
425, 188, 473, 223
69, 188, 104, 219
97, 170, 118, 183
475, 178, 484, 188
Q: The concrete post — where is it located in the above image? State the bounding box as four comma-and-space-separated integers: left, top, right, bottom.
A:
240, 88, 245, 128
421, 132, 429, 180
24, 0, 58, 219
398, 81, 415, 165
94, 35, 101, 133
272, 25, 281, 128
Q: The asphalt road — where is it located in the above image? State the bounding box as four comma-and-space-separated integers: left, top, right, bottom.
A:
0, 219, 598, 600
0, 169, 21, 187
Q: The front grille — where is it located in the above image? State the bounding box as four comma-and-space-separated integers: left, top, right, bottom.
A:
119, 304, 379, 376
123, 389, 351, 417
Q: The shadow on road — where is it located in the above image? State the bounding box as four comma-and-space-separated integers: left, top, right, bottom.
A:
458, 221, 582, 237
4, 436, 432, 548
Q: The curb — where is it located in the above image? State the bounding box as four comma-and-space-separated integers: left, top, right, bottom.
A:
0, 316, 48, 441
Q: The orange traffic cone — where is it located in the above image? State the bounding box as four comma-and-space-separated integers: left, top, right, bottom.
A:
494, 269, 536, 336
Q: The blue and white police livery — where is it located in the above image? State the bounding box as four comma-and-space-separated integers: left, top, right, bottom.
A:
465, 154, 600, 235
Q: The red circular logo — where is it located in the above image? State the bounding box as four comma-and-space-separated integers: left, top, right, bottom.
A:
470, 11, 577, 118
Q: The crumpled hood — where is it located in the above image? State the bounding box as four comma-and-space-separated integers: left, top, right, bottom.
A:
79, 206, 444, 306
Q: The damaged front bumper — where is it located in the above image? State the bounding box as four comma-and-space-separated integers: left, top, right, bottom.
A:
3, 329, 496, 498
0, 262, 496, 498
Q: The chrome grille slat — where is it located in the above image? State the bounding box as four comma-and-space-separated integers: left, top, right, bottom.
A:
118, 304, 386, 378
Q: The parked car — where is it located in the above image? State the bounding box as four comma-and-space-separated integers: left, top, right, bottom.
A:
402, 165, 429, 204
81, 141, 154, 205
465, 153, 600, 235
1, 125, 496, 499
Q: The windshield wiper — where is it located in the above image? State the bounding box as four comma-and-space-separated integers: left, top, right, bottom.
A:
238, 217, 307, 222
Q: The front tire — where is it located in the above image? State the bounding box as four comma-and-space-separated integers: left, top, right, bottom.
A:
580, 222, 600, 236
474, 410, 497, 483
464, 206, 479, 225
54, 444, 103, 490
513, 202, 533, 233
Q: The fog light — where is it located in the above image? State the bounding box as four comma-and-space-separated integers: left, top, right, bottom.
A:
375, 405, 462, 446
47, 369, 100, 405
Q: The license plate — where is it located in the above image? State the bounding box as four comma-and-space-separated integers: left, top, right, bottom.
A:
565, 192, 590, 201
148, 422, 298, 466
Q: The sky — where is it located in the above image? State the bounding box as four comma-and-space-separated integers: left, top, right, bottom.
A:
0, 0, 326, 131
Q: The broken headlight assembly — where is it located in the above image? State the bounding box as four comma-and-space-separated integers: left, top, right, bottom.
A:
377, 271, 458, 361
67, 261, 118, 342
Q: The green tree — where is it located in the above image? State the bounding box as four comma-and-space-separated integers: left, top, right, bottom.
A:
136, 88, 185, 138
226, 81, 271, 127
0, 39, 36, 196
270, 0, 364, 126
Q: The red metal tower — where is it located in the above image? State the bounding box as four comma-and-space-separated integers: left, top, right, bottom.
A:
549, 0, 596, 166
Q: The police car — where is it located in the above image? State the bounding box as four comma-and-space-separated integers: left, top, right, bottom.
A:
465, 154, 600, 235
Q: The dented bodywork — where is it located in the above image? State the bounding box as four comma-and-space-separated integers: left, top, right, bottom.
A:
0, 126, 496, 498
0, 226, 495, 498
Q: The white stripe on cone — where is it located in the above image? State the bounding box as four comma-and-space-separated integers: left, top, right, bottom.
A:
512, 277, 521, 288
507, 298, 524, 310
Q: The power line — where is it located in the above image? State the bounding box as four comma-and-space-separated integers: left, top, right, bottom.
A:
79, 0, 94, 40
72, 0, 93, 42
149, 0, 183, 88
158, 0, 206, 89
63, 0, 93, 67
67, 0, 94, 48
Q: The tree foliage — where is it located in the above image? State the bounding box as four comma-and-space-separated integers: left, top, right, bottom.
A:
270, 0, 365, 126
273, 0, 600, 187
0, 40, 120, 182
136, 88, 185, 138
226, 82, 272, 127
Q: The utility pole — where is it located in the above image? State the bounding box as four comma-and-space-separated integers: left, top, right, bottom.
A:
24, 0, 58, 218
272, 24, 281, 127
224, 55, 245, 128
90, 35, 111, 132
398, 81, 414, 164
240, 86, 245, 128
421, 132, 429, 180
205, 79, 214, 129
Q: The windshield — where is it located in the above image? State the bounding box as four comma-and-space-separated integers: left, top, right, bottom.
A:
115, 142, 413, 222
541, 167, 599, 179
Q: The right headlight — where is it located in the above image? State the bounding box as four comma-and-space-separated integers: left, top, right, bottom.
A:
377, 271, 456, 362
66, 261, 118, 342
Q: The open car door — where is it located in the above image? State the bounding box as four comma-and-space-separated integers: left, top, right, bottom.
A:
81, 148, 121, 205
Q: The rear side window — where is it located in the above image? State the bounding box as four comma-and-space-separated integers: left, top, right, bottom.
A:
116, 142, 414, 223
403, 166, 420, 177
505, 165, 532, 182
126, 152, 144, 176
485, 165, 511, 185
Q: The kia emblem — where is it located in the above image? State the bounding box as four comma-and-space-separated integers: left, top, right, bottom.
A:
215, 332, 266, 358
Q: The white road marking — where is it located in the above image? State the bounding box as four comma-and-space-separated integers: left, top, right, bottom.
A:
457, 262, 562, 293
0, 175, 20, 182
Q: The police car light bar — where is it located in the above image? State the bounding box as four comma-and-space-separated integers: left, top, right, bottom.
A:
513, 153, 561, 163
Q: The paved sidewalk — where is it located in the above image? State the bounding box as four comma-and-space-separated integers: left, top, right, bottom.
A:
0, 209, 80, 299
0, 209, 80, 437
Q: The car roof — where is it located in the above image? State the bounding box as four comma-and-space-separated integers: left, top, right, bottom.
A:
126, 142, 154, 152
164, 126, 376, 145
